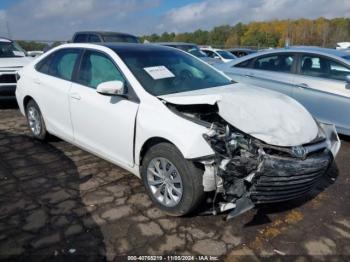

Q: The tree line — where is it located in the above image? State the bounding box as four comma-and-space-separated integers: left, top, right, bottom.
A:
16, 41, 63, 52
140, 17, 350, 49
15, 17, 350, 51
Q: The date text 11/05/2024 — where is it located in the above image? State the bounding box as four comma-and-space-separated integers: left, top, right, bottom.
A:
127, 255, 220, 261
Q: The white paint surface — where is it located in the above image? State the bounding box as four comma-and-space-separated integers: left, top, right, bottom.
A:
160, 83, 319, 146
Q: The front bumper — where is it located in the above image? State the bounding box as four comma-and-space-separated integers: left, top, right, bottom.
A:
250, 123, 339, 204
250, 150, 332, 204
203, 121, 340, 218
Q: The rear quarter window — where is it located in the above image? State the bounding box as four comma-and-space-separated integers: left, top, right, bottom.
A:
35, 54, 54, 74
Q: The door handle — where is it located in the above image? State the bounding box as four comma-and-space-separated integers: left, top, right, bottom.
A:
70, 93, 81, 100
297, 83, 309, 88
244, 73, 254, 78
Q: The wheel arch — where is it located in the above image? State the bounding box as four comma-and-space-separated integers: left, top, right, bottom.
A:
23, 95, 34, 112
138, 137, 175, 167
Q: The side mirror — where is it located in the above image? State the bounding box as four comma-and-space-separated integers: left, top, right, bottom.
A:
96, 80, 125, 96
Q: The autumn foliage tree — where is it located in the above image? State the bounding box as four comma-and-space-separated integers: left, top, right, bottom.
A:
141, 17, 350, 49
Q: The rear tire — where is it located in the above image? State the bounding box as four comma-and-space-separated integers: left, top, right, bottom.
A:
141, 142, 205, 216
25, 99, 47, 140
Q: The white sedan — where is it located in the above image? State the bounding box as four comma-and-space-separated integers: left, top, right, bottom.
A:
16, 43, 340, 218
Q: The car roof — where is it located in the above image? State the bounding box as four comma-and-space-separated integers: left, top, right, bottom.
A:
287, 46, 350, 56
74, 31, 137, 37
228, 46, 350, 66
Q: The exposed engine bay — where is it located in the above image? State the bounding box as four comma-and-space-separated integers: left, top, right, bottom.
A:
167, 102, 338, 219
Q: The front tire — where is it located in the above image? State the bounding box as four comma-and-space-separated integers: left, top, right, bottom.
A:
141, 142, 205, 216
25, 99, 47, 140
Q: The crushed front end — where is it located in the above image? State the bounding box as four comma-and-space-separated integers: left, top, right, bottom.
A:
202, 121, 340, 219
167, 103, 340, 219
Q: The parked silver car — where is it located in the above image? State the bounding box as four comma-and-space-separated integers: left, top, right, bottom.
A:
155, 42, 222, 65
216, 47, 350, 136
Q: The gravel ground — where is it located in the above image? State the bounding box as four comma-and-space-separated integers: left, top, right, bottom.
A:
0, 102, 349, 261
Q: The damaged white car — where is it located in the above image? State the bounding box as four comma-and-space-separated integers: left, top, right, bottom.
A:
16, 43, 340, 218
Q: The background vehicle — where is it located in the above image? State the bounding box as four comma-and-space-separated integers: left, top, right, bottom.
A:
155, 42, 222, 65
336, 42, 350, 50
0, 37, 33, 100
200, 47, 237, 63
226, 48, 257, 57
72, 31, 139, 43
16, 43, 339, 218
27, 51, 44, 57
215, 46, 350, 135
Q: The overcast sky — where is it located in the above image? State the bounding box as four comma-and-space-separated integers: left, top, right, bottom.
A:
0, 0, 349, 41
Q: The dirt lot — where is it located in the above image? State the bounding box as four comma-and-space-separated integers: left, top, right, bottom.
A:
0, 102, 349, 261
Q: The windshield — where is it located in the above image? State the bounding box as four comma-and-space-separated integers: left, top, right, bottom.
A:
102, 35, 139, 43
0, 41, 26, 58
115, 47, 231, 96
217, 50, 236, 59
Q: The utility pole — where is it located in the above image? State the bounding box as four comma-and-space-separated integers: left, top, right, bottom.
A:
6, 20, 12, 38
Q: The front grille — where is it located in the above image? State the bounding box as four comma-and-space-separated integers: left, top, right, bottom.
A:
0, 74, 16, 84
250, 151, 332, 204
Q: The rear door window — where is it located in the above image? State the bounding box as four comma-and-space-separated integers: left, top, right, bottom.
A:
48, 49, 80, 81
36, 54, 54, 74
253, 53, 294, 73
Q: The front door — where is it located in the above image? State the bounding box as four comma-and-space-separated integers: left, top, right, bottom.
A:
292, 53, 350, 133
69, 50, 139, 166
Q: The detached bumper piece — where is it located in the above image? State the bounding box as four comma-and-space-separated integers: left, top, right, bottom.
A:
250, 151, 332, 204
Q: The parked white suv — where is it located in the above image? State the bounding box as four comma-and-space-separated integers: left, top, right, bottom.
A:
0, 37, 33, 100
16, 43, 340, 218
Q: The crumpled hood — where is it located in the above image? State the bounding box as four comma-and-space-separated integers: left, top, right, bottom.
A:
0, 57, 33, 69
159, 83, 319, 147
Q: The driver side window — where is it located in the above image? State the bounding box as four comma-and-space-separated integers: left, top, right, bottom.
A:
77, 51, 125, 89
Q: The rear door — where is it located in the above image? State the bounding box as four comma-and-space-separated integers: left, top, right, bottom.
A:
34, 48, 81, 141
292, 53, 350, 133
69, 49, 139, 166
